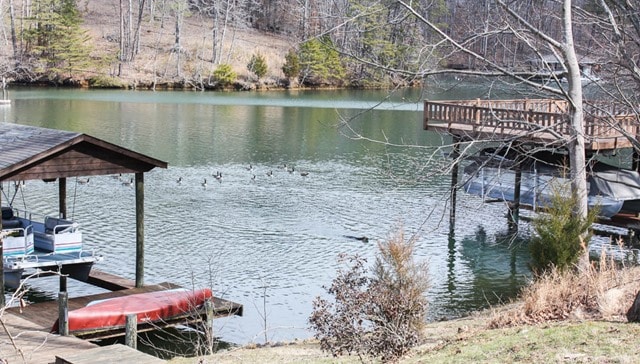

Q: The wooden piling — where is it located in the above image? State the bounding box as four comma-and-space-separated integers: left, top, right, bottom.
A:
59, 291, 69, 336
135, 172, 144, 288
125, 314, 137, 349
0, 189, 4, 306
508, 168, 522, 230
59, 177, 67, 218
449, 140, 460, 233
205, 299, 214, 355
60, 275, 67, 293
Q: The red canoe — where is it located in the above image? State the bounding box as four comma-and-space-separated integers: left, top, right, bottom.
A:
53, 288, 213, 334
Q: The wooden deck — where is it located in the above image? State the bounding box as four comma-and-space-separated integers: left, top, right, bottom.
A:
424, 99, 639, 151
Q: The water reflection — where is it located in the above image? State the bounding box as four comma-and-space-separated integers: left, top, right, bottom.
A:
442, 226, 531, 318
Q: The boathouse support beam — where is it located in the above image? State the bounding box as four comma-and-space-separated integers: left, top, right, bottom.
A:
0, 190, 4, 306
508, 168, 522, 231
135, 172, 144, 288
59, 178, 67, 219
449, 139, 460, 233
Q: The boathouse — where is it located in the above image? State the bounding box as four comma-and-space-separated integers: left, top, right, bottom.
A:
0, 122, 242, 347
423, 98, 640, 231
0, 122, 167, 292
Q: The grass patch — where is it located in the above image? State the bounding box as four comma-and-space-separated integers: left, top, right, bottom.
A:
410, 321, 640, 364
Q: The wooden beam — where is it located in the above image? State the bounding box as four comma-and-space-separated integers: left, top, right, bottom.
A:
59, 178, 67, 219
0, 189, 4, 304
135, 172, 144, 288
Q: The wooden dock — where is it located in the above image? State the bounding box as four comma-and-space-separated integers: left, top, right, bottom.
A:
6, 271, 242, 340
424, 98, 638, 151
1, 270, 242, 362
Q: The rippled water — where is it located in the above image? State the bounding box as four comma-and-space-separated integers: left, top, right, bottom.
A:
1, 85, 533, 344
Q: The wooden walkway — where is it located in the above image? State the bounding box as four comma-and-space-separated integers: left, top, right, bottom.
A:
424, 99, 638, 151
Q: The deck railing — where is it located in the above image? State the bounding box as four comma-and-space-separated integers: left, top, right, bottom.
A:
424, 99, 640, 150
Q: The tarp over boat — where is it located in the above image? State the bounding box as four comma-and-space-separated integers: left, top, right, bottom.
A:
462, 148, 640, 218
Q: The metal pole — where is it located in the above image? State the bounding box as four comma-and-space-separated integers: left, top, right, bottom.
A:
135, 173, 144, 288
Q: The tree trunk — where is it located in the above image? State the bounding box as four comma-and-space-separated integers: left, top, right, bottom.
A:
627, 290, 640, 322
9, 0, 18, 61
562, 0, 588, 221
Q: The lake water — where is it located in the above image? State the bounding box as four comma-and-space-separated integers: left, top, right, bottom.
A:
0, 83, 534, 344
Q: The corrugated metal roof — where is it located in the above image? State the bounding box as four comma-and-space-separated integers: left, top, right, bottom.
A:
0, 123, 167, 181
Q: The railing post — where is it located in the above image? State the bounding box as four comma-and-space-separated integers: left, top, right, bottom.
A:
125, 314, 137, 349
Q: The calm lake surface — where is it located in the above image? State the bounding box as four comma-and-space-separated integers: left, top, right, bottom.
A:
1, 83, 535, 344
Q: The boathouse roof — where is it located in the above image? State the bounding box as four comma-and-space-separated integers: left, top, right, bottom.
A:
0, 123, 167, 181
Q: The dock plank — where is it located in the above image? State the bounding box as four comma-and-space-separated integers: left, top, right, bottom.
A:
55, 344, 165, 364
1, 312, 97, 364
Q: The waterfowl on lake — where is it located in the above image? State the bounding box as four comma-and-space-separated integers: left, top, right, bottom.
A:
122, 178, 133, 187
176, 177, 182, 184
287, 166, 295, 173
344, 235, 369, 243
246, 164, 253, 171
300, 171, 309, 177
266, 170, 273, 177
214, 171, 222, 182
77, 178, 90, 185
201, 178, 208, 188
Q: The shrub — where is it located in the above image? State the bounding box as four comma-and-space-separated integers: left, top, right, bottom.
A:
212, 64, 236, 86
490, 250, 640, 328
529, 184, 599, 274
309, 229, 429, 362
247, 53, 267, 80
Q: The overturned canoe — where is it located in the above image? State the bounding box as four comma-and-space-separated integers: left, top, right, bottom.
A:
53, 288, 213, 335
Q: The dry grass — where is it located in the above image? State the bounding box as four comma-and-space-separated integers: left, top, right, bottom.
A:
490, 247, 640, 328
82, 0, 294, 85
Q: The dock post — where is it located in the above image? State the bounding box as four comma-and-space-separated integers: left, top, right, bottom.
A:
449, 140, 460, 233
59, 177, 67, 219
0, 190, 4, 306
59, 275, 67, 293
508, 168, 522, 231
634, 150, 640, 172
58, 291, 69, 336
135, 172, 144, 288
125, 314, 137, 349
205, 299, 214, 355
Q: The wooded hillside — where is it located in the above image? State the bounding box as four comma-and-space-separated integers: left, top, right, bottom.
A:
0, 1, 631, 90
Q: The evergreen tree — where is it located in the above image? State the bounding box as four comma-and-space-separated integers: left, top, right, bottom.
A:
247, 53, 268, 80
23, 0, 93, 80
282, 49, 300, 80
298, 36, 345, 86
212, 64, 237, 86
